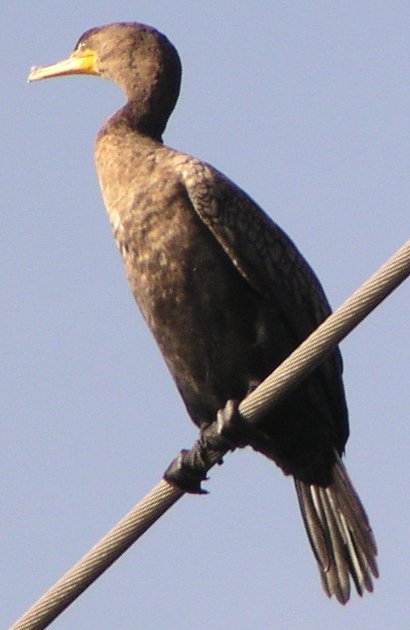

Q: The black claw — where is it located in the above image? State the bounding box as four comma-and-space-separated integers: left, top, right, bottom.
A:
164, 447, 209, 494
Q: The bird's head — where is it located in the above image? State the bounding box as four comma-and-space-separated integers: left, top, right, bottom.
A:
28, 22, 182, 136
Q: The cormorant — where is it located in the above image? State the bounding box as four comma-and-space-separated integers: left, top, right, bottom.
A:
28, 22, 378, 603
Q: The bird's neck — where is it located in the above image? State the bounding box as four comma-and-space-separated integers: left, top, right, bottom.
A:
110, 100, 166, 142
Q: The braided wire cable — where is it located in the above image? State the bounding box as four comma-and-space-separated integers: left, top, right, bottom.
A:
9, 481, 184, 630
9, 240, 409, 630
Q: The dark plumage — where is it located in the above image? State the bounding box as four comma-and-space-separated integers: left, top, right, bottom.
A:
28, 22, 378, 603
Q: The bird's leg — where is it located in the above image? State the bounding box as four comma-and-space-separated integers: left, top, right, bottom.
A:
216, 395, 270, 446
216, 399, 250, 447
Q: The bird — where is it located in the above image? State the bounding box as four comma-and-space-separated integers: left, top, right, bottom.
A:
28, 22, 378, 604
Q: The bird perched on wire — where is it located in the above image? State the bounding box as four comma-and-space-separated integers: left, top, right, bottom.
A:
28, 22, 378, 603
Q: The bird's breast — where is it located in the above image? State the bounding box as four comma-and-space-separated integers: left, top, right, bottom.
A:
98, 161, 263, 423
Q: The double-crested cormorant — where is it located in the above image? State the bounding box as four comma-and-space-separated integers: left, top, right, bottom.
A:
28, 22, 378, 603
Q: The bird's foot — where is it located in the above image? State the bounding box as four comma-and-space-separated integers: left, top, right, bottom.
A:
164, 398, 257, 494
163, 418, 234, 494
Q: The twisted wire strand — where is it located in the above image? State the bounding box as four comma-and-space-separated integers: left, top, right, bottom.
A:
9, 481, 183, 630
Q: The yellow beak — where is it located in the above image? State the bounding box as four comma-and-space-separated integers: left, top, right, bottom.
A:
28, 49, 98, 82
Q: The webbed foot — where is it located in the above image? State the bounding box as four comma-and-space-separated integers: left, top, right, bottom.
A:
164, 397, 263, 493
164, 444, 209, 494
163, 421, 231, 493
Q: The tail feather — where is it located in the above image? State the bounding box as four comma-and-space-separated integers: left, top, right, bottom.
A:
294, 453, 378, 604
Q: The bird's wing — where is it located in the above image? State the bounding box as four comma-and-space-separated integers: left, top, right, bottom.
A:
177, 156, 349, 450
179, 156, 334, 346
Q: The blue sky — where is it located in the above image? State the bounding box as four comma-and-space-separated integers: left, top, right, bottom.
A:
2, 2, 409, 629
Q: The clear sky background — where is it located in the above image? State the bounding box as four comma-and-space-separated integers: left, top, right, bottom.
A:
2, 2, 409, 629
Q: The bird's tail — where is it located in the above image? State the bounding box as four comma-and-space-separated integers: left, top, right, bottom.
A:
294, 453, 378, 604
